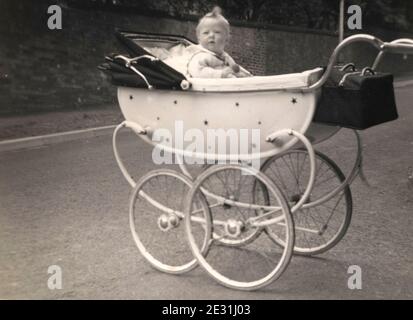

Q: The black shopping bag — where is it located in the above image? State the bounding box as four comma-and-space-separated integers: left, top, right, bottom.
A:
314, 64, 399, 129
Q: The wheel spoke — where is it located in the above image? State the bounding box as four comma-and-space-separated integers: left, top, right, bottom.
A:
260, 150, 352, 255
296, 153, 308, 193
281, 155, 300, 194
269, 162, 294, 196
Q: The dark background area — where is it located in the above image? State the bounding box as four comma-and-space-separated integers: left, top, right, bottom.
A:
65, 0, 413, 33
0, 0, 412, 116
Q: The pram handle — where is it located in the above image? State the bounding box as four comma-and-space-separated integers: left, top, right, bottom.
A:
114, 54, 158, 89
306, 34, 413, 92
382, 39, 413, 55
373, 38, 413, 70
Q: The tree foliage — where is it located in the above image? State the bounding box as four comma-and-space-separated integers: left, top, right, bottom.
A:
64, 0, 413, 32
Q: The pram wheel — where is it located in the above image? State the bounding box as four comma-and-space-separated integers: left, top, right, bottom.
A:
185, 164, 294, 291
180, 162, 262, 247
260, 149, 352, 255
129, 169, 211, 274
179, 162, 213, 180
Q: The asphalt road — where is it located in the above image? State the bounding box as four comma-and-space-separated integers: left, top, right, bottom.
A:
1, 86, 412, 300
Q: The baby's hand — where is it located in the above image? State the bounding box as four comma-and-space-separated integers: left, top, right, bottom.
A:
231, 64, 240, 73
236, 70, 253, 78
221, 66, 236, 78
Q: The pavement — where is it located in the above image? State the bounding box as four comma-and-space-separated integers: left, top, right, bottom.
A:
394, 73, 413, 88
0, 125, 116, 153
0, 85, 412, 300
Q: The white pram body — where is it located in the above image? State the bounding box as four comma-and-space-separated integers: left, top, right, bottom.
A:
118, 68, 340, 159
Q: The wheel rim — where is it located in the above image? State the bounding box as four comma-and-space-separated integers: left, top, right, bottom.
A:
185, 165, 294, 291
260, 150, 352, 255
129, 169, 211, 274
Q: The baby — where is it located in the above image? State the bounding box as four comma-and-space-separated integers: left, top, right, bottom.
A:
187, 7, 251, 78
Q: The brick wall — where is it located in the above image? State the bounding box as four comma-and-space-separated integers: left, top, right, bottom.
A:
227, 26, 267, 75
0, 0, 412, 115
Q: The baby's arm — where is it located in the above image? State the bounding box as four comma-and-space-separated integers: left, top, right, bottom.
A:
188, 52, 235, 78
223, 53, 252, 78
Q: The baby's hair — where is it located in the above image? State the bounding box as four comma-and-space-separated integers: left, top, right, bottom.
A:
196, 6, 230, 37
206, 6, 224, 17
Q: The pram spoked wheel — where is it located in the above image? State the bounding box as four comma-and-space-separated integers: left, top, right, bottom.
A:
259, 149, 352, 255
185, 164, 294, 291
180, 162, 263, 247
129, 169, 211, 274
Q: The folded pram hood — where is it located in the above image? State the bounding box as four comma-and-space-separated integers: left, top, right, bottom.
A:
99, 31, 189, 90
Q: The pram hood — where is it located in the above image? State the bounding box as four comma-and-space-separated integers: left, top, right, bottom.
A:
99, 31, 189, 90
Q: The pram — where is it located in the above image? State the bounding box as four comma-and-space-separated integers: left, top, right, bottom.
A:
100, 31, 413, 291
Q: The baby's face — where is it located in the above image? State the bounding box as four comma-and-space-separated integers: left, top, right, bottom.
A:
197, 19, 228, 55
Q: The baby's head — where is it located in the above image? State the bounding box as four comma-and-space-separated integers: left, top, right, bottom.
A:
196, 7, 230, 55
